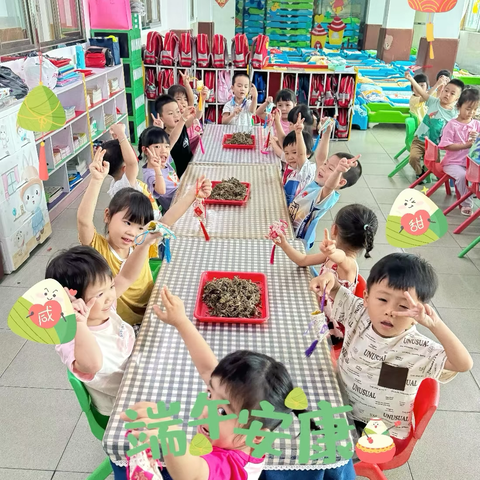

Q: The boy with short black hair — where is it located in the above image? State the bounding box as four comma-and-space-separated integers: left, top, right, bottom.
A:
288, 120, 362, 249
221, 72, 258, 125
154, 94, 196, 178
405, 71, 464, 178
310, 252, 472, 439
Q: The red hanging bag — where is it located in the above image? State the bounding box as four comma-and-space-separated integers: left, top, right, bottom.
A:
144, 31, 163, 65
212, 34, 228, 68
337, 76, 355, 108
179, 32, 194, 67
196, 34, 210, 68
231, 33, 250, 68
160, 31, 179, 66
251, 34, 269, 69
145, 68, 157, 99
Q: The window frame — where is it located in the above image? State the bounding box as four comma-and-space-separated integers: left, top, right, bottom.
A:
0, 0, 86, 56
142, 0, 162, 29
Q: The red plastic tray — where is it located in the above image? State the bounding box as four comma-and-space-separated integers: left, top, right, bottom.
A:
204, 181, 251, 206
194, 271, 269, 324
222, 134, 256, 150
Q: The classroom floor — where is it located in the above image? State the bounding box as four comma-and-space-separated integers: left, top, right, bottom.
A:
0, 125, 479, 480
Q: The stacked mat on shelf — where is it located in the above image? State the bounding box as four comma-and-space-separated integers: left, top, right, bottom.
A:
243, 0, 266, 43
266, 0, 314, 48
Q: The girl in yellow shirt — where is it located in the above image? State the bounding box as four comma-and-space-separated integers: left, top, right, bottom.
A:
77, 148, 212, 325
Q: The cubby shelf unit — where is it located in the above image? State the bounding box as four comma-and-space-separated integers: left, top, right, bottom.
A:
36, 64, 130, 221
145, 65, 357, 140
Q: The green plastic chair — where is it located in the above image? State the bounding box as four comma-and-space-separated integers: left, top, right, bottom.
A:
459, 235, 480, 258
67, 370, 113, 479
389, 116, 417, 177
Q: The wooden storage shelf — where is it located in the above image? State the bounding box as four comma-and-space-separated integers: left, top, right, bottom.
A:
146, 65, 357, 141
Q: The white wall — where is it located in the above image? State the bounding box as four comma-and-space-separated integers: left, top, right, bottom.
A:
365, 0, 386, 25
383, 0, 415, 29
211, 0, 235, 40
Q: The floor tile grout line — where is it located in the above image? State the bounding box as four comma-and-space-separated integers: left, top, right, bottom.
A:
0, 339, 27, 380
53, 410, 84, 475
0, 385, 73, 391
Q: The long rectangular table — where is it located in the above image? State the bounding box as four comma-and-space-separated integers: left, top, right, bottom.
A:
193, 125, 280, 166
172, 164, 294, 240
103, 238, 351, 470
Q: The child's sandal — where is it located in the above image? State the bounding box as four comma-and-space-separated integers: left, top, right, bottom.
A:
461, 207, 472, 216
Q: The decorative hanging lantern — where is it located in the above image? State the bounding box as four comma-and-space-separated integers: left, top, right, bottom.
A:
408, 0, 458, 59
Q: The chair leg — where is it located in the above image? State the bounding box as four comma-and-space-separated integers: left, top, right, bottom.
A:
445, 180, 452, 196
443, 192, 472, 215
394, 146, 407, 160
410, 169, 432, 188
354, 461, 388, 480
86, 457, 113, 480
453, 208, 480, 234
459, 235, 480, 258
388, 157, 410, 178
426, 175, 449, 197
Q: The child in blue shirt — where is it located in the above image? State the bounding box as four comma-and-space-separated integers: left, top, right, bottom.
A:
289, 120, 362, 250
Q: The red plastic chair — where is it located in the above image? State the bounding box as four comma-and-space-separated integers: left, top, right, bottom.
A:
444, 158, 480, 234
330, 274, 366, 367
354, 378, 440, 480
409, 138, 460, 201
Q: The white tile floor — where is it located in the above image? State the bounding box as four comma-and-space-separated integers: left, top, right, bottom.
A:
0, 125, 479, 479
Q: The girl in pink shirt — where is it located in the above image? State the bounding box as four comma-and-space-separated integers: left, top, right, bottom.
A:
439, 88, 480, 216
121, 287, 353, 480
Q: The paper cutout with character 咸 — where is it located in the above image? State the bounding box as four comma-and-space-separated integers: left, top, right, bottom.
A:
8, 279, 76, 344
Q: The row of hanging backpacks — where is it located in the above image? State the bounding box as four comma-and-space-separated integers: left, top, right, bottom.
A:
309, 74, 355, 107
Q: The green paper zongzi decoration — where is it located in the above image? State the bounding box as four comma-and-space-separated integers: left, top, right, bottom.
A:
8, 279, 76, 344
17, 85, 66, 132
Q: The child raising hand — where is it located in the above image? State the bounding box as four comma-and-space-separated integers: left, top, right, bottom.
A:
273, 204, 378, 343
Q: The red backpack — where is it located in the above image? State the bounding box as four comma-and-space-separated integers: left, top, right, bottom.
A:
179, 32, 195, 67
145, 68, 157, 99
231, 34, 250, 68
160, 31, 179, 66
282, 73, 295, 91
205, 105, 217, 124
336, 109, 349, 139
310, 75, 324, 106
144, 32, 163, 65
196, 34, 210, 68
338, 76, 355, 108
324, 75, 337, 106
158, 69, 174, 94
212, 34, 227, 68
251, 34, 269, 69
204, 71, 216, 102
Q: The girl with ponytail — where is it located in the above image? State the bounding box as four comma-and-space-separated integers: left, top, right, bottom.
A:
272, 204, 378, 344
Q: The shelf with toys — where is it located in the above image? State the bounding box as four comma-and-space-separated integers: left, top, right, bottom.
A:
36, 64, 129, 222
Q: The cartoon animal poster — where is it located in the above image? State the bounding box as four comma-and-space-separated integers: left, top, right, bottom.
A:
8, 279, 76, 344
386, 189, 448, 248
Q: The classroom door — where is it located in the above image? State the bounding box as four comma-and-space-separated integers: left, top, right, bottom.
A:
212, 0, 235, 40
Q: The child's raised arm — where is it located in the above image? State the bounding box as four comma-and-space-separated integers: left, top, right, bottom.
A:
114, 232, 163, 298
320, 155, 360, 201
392, 293, 473, 373
154, 286, 218, 383
255, 96, 273, 119
145, 147, 167, 195
249, 83, 258, 114
274, 233, 327, 267
294, 112, 307, 165
110, 122, 138, 188
315, 120, 334, 167
66, 291, 103, 375
77, 149, 109, 246
161, 176, 212, 226
405, 71, 430, 102
273, 109, 286, 145
170, 106, 196, 147
179, 70, 195, 107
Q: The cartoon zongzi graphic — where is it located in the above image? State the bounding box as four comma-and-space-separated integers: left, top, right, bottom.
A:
355, 418, 400, 464
8, 279, 76, 344
386, 189, 448, 248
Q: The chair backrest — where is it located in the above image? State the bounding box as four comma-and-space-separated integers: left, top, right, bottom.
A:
67, 370, 109, 441
424, 137, 444, 177
405, 117, 416, 150
354, 274, 366, 298
466, 156, 480, 197
412, 377, 439, 439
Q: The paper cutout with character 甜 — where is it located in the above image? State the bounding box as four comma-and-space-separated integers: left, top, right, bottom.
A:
386, 189, 448, 248
8, 279, 76, 344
